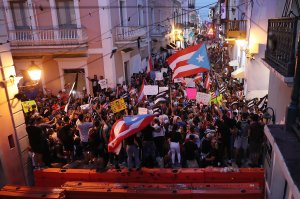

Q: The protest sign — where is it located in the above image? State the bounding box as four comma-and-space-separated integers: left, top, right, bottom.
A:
80, 104, 90, 110
110, 98, 127, 113
159, 87, 169, 93
98, 79, 107, 89
196, 92, 211, 105
138, 107, 148, 115
144, 85, 158, 95
186, 88, 197, 100
155, 72, 163, 81
21, 100, 38, 113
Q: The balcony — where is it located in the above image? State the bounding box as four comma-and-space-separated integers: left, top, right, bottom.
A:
265, 18, 298, 77
114, 26, 147, 43
9, 27, 88, 49
150, 26, 168, 37
225, 20, 247, 39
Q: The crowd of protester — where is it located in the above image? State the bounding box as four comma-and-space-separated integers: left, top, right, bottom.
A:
24, 41, 266, 171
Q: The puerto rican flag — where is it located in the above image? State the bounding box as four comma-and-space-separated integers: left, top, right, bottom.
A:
108, 114, 156, 154
146, 56, 153, 74
204, 73, 211, 90
193, 73, 203, 82
136, 80, 145, 104
167, 43, 210, 79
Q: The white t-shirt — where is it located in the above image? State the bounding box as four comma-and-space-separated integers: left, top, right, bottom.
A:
76, 120, 93, 143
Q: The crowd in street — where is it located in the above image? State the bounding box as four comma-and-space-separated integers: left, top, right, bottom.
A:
24, 41, 266, 171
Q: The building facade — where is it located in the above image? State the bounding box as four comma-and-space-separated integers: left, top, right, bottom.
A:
0, 0, 191, 94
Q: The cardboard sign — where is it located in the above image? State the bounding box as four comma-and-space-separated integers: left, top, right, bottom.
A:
98, 79, 107, 89
21, 100, 38, 113
138, 107, 148, 115
196, 92, 211, 105
144, 85, 158, 95
159, 87, 169, 93
155, 72, 163, 81
110, 98, 127, 113
186, 88, 197, 100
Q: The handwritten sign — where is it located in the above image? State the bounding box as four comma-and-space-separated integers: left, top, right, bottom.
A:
21, 100, 38, 113
98, 79, 107, 89
110, 98, 127, 113
144, 85, 158, 95
196, 92, 211, 105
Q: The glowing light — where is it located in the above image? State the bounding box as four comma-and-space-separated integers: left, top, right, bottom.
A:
27, 62, 42, 81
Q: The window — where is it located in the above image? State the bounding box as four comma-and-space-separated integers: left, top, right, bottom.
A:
120, 0, 127, 26
10, 0, 30, 29
56, 0, 76, 28
151, 7, 154, 24
138, 4, 143, 26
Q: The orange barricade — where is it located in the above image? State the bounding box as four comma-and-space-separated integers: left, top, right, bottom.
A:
61, 181, 264, 199
34, 168, 264, 188
0, 185, 65, 199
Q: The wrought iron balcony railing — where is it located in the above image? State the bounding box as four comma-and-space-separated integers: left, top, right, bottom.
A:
150, 26, 168, 37
9, 27, 88, 47
265, 18, 298, 77
114, 26, 147, 42
225, 20, 247, 39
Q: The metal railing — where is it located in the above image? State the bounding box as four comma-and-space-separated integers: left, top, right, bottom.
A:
226, 20, 247, 32
9, 27, 88, 46
265, 18, 298, 77
114, 26, 147, 41
150, 26, 167, 36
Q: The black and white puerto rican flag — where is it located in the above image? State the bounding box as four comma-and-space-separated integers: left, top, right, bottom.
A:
154, 90, 169, 105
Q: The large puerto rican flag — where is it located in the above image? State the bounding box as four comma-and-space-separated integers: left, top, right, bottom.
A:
108, 114, 156, 154
167, 43, 210, 79
136, 80, 145, 104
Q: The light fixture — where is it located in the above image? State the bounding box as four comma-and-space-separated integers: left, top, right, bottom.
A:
27, 61, 42, 81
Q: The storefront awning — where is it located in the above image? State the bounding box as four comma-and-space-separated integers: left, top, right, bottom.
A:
231, 67, 245, 78
229, 59, 239, 67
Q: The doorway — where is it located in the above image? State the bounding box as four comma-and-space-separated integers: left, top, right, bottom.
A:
124, 61, 129, 85
63, 69, 86, 97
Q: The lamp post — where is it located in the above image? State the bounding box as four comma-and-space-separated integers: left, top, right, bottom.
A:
27, 61, 42, 81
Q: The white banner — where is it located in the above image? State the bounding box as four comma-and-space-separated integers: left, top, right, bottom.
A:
196, 92, 211, 105
144, 85, 159, 95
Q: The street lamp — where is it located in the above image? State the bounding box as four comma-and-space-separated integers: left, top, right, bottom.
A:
27, 61, 42, 81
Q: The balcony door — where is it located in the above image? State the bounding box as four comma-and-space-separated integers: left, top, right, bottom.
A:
56, 0, 76, 28
119, 0, 127, 27
10, 0, 30, 30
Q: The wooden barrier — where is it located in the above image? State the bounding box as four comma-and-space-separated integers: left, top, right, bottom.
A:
34, 168, 264, 188
0, 185, 65, 199
61, 181, 263, 199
